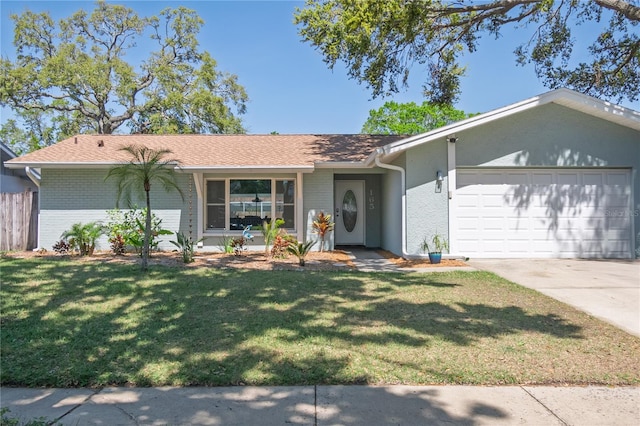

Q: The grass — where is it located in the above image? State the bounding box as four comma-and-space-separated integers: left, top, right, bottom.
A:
1, 257, 639, 387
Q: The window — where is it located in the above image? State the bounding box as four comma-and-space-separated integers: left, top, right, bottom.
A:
205, 178, 296, 231
276, 180, 295, 228
206, 181, 225, 230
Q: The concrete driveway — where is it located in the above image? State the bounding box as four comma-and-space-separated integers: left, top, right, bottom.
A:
467, 259, 640, 337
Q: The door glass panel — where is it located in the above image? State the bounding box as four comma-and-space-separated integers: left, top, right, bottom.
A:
342, 190, 357, 232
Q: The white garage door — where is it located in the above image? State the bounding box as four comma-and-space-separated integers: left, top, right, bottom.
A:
453, 169, 632, 258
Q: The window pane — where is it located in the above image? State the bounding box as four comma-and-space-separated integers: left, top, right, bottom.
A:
230, 180, 271, 229
276, 180, 295, 228
206, 181, 225, 203
276, 180, 295, 203
282, 206, 295, 228
207, 206, 225, 229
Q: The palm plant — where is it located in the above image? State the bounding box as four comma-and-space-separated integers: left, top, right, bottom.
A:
287, 239, 316, 266
105, 145, 183, 271
61, 221, 104, 256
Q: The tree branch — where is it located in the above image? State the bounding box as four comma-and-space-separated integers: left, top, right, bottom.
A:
595, 0, 640, 21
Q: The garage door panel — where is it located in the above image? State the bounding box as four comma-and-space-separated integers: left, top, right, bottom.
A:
456, 193, 480, 207
454, 169, 632, 258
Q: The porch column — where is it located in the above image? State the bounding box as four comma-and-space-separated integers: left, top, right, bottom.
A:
192, 173, 204, 240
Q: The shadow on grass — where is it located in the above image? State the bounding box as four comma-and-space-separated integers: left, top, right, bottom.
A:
1, 257, 583, 389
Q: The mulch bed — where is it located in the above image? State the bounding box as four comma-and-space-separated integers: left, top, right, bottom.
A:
3, 249, 468, 271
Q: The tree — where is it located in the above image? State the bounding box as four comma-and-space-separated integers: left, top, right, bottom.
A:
1, 1, 248, 141
295, 0, 640, 105
362, 101, 473, 134
105, 145, 184, 271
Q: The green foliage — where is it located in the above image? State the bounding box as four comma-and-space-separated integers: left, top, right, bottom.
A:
105, 145, 183, 270
0, 1, 247, 144
311, 211, 335, 252
61, 222, 104, 256
52, 240, 70, 255
295, 0, 640, 105
261, 218, 285, 256
105, 208, 171, 256
0, 408, 55, 426
287, 239, 316, 266
362, 101, 474, 135
271, 233, 296, 259
170, 231, 201, 264
218, 235, 235, 254
421, 233, 449, 254
231, 236, 248, 256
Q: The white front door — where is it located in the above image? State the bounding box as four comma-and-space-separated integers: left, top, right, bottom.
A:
334, 180, 365, 245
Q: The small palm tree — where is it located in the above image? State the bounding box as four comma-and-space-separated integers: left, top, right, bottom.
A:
105, 145, 183, 270
287, 239, 316, 266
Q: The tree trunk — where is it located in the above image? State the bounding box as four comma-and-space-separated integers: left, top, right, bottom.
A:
142, 189, 151, 271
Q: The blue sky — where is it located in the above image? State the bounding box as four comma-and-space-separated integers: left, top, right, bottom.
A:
1, 0, 637, 134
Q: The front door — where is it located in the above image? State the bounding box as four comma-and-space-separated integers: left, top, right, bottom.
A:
334, 180, 365, 245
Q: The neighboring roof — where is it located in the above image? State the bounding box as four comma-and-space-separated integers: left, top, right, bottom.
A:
5, 134, 404, 171
369, 88, 640, 162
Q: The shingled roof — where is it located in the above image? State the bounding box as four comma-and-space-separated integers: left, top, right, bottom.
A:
5, 134, 405, 170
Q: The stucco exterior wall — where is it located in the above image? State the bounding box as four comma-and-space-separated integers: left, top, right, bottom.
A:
39, 169, 192, 251
405, 139, 450, 255
455, 103, 640, 257
380, 155, 405, 256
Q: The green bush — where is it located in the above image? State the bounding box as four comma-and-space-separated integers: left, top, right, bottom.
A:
105, 208, 171, 256
287, 239, 316, 266
61, 221, 104, 256
171, 231, 201, 263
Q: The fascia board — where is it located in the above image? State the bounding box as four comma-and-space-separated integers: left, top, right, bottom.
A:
313, 161, 370, 169
179, 165, 315, 174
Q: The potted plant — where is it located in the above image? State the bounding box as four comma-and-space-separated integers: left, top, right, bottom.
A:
421, 233, 449, 264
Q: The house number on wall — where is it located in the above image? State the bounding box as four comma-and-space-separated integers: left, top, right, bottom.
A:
369, 189, 375, 210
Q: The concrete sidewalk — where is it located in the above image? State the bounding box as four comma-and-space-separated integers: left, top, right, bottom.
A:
2, 385, 639, 425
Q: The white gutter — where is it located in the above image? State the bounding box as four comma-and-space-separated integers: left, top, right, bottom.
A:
374, 150, 408, 258
25, 167, 41, 188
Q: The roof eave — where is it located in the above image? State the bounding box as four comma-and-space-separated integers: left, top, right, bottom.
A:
178, 165, 316, 174
314, 161, 370, 169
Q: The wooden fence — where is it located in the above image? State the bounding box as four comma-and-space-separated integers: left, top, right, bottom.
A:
1, 190, 38, 251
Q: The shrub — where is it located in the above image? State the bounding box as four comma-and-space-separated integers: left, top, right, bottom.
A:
52, 239, 70, 255
218, 235, 234, 254
312, 211, 335, 252
231, 236, 247, 256
271, 233, 295, 259
170, 231, 201, 264
261, 218, 285, 256
287, 239, 316, 266
109, 234, 126, 255
61, 222, 104, 256
105, 208, 171, 256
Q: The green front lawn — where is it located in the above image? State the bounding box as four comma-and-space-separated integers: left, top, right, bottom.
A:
1, 256, 638, 387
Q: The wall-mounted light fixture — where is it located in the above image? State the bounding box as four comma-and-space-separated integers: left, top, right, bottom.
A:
436, 170, 443, 182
